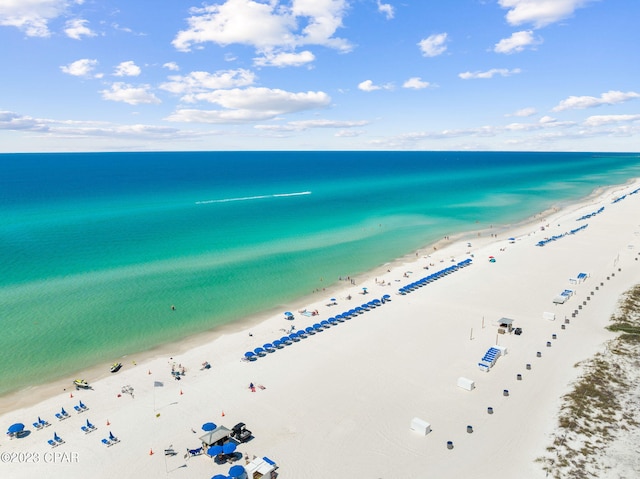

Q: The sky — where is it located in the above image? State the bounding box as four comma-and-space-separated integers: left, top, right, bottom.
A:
0, 0, 639, 152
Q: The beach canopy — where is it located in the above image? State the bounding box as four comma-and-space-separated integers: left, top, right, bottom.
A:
244, 352, 255, 359
208, 445, 224, 456
229, 465, 246, 478
211, 475, 228, 479
202, 422, 217, 432
222, 441, 237, 454
8, 423, 24, 434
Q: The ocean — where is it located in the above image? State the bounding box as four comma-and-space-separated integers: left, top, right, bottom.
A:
1, 151, 640, 397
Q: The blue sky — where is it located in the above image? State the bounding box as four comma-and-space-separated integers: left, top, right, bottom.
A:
1, 0, 639, 152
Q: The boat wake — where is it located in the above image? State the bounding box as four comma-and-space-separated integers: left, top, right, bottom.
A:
196, 191, 311, 205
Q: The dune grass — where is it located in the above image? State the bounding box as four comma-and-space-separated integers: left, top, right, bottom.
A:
537, 284, 640, 478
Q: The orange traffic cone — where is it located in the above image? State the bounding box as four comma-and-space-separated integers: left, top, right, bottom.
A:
149, 448, 154, 456
221, 410, 225, 417
148, 370, 151, 375
70, 392, 74, 398
106, 419, 110, 426
179, 389, 183, 395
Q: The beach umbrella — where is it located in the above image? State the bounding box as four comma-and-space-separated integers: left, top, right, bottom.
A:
330, 297, 336, 303
202, 422, 217, 432
222, 442, 237, 454
382, 294, 391, 300
280, 336, 292, 344
208, 445, 224, 456
320, 320, 330, 328
244, 351, 255, 359
305, 326, 315, 334
284, 311, 293, 319
313, 323, 323, 331
229, 465, 246, 478
8, 423, 24, 434
263, 343, 274, 350
253, 347, 265, 355
288, 333, 299, 341
272, 339, 283, 348
211, 474, 228, 479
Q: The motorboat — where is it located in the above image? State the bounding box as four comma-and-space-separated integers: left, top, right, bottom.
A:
110, 362, 122, 373
73, 379, 90, 389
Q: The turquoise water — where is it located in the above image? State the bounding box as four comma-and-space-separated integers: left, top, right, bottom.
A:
1, 151, 640, 396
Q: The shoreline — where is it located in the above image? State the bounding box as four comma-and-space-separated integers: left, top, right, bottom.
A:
0, 179, 635, 414
2, 177, 640, 478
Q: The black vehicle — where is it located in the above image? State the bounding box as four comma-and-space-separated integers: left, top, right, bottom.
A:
231, 422, 252, 443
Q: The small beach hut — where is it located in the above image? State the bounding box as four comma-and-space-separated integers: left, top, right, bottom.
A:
410, 417, 431, 436
200, 426, 232, 447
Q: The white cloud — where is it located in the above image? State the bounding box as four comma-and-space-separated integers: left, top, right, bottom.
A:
377, 1, 394, 20
163, 62, 180, 71
403, 77, 431, 89
64, 18, 95, 40
254, 50, 315, 67
358, 80, 379, 92
418, 33, 448, 57
0, 110, 49, 131
0, 0, 79, 37
172, 0, 351, 54
583, 114, 640, 127
507, 107, 537, 117
539, 115, 557, 124
358, 80, 393, 92
494, 30, 540, 54
255, 119, 369, 131
60, 58, 99, 77
113, 61, 141, 77
499, 0, 592, 29
458, 68, 522, 79
165, 87, 331, 123
159, 69, 256, 97
101, 83, 161, 105
552, 90, 640, 111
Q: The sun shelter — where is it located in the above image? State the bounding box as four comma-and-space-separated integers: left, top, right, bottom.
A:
410, 417, 431, 436
200, 426, 232, 447
245, 456, 278, 478
498, 317, 514, 333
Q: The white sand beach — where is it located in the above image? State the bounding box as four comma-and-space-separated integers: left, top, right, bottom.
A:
2, 180, 640, 479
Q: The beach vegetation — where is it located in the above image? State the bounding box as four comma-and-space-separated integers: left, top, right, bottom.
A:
537, 283, 640, 478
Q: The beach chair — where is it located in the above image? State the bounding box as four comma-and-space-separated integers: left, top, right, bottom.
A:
47, 439, 58, 448
33, 420, 44, 430
39, 417, 50, 428
81, 426, 92, 434
53, 433, 65, 444
79, 400, 88, 411
74, 405, 83, 413
101, 438, 113, 447
86, 419, 96, 430
108, 431, 120, 443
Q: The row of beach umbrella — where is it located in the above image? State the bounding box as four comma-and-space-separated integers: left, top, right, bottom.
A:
398, 259, 473, 295
243, 296, 392, 361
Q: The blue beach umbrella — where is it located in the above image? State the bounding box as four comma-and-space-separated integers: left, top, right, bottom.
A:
202, 422, 217, 431
244, 351, 255, 360
272, 339, 283, 348
253, 347, 265, 355
320, 320, 330, 327
289, 333, 299, 341
382, 294, 391, 300
8, 423, 24, 434
222, 442, 237, 454
212, 474, 228, 479
263, 343, 274, 350
284, 311, 294, 319
229, 465, 246, 478
305, 326, 315, 334
313, 323, 323, 331
208, 445, 224, 456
